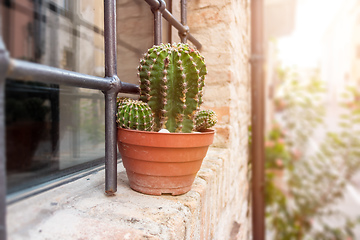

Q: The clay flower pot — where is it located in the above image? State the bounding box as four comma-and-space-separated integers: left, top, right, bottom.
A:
117, 128, 215, 195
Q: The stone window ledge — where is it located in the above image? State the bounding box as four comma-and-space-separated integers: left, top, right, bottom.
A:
7, 148, 235, 240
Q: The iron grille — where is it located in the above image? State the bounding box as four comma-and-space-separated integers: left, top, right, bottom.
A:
0, 0, 201, 238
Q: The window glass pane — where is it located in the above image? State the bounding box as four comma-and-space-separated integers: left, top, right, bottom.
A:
6, 80, 105, 193
1, 0, 105, 194
0, 0, 105, 75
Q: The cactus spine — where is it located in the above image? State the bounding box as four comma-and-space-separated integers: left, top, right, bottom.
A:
194, 109, 217, 131
138, 43, 207, 133
116, 98, 154, 131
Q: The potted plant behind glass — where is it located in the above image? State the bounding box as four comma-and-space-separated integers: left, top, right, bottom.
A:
116, 43, 217, 195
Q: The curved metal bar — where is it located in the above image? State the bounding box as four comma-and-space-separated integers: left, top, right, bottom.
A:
144, 0, 202, 49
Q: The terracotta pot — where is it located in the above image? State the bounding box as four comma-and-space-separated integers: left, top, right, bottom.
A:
117, 128, 215, 195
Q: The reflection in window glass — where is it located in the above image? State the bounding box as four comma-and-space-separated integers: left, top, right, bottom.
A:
1, 0, 106, 193
0, 0, 105, 74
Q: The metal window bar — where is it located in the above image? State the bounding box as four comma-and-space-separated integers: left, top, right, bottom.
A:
0, 0, 202, 238
145, 0, 201, 49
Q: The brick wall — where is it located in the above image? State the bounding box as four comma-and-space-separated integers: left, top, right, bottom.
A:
187, 0, 251, 238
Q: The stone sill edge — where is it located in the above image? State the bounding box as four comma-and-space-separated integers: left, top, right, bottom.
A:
7, 147, 228, 239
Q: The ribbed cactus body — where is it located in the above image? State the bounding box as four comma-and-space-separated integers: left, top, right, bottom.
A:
194, 110, 217, 131
116, 98, 154, 131
138, 43, 207, 133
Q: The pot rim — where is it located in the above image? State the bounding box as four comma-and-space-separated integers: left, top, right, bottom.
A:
117, 128, 215, 148
117, 128, 215, 135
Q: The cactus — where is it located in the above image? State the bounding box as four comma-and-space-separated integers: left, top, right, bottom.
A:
116, 98, 154, 131
138, 43, 207, 133
116, 97, 131, 108
194, 109, 217, 131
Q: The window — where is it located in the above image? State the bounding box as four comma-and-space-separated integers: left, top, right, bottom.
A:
0, 0, 200, 237
0, 0, 160, 195
2, 0, 106, 194
1, 0, 106, 194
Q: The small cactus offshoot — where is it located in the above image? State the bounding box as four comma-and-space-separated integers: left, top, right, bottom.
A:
138, 43, 207, 133
194, 110, 217, 131
116, 98, 154, 131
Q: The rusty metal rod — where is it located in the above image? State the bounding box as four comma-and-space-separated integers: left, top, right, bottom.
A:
144, 0, 201, 49
251, 0, 265, 239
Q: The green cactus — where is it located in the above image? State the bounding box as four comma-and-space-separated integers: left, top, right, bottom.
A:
194, 109, 217, 131
138, 43, 207, 133
116, 98, 154, 131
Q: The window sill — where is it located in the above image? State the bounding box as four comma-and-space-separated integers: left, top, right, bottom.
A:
7, 147, 241, 239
